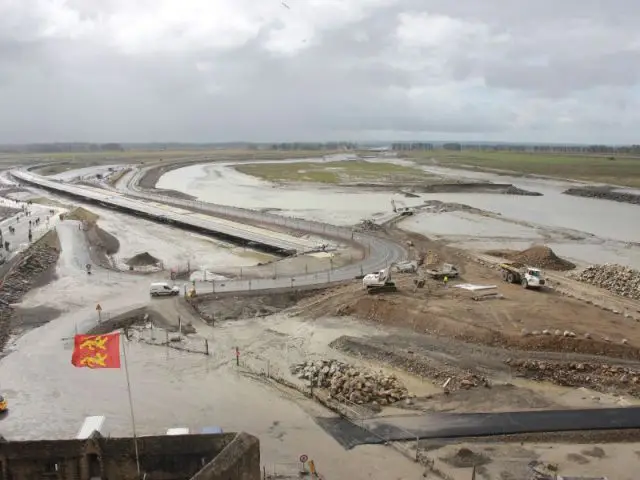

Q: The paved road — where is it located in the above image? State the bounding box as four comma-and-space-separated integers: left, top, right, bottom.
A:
11, 168, 408, 294
317, 407, 640, 448
12, 170, 324, 255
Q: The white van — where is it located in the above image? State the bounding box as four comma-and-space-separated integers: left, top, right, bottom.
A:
150, 282, 180, 297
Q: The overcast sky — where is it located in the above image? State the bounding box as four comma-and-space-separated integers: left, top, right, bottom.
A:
1, 0, 639, 144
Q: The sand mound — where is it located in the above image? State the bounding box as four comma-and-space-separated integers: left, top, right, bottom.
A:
125, 252, 160, 267
64, 207, 99, 224
441, 447, 491, 468
508, 245, 575, 271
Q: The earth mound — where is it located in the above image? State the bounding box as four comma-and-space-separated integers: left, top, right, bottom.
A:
488, 245, 576, 271
125, 252, 160, 267
64, 207, 99, 224
441, 447, 491, 468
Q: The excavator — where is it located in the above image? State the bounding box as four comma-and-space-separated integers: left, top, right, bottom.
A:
362, 263, 398, 294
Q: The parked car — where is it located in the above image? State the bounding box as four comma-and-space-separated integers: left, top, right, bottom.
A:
149, 282, 180, 297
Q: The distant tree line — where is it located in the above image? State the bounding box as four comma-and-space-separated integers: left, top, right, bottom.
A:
265, 142, 358, 151
0, 143, 125, 153
390, 143, 434, 151
391, 142, 640, 155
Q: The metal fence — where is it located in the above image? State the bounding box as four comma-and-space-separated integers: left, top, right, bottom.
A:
130, 326, 210, 356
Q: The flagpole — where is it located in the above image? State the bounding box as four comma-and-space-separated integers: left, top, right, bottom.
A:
121, 335, 141, 477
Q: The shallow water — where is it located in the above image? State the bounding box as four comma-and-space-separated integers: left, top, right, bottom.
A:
158, 157, 640, 266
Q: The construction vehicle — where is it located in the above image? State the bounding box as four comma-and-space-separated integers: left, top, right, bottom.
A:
425, 263, 459, 280
500, 262, 546, 289
363, 264, 398, 294
394, 260, 418, 273
390, 199, 414, 216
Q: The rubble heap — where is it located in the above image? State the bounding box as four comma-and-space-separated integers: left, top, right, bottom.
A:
506, 358, 640, 397
569, 264, 640, 300
355, 219, 383, 232
291, 360, 408, 405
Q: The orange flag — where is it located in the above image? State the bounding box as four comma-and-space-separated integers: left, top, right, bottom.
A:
72, 333, 121, 369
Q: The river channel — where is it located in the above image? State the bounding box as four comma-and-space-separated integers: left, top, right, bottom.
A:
157, 157, 640, 268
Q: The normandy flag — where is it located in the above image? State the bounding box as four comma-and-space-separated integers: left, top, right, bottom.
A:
71, 333, 121, 369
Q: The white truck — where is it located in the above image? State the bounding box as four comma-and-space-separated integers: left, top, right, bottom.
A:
499, 262, 546, 289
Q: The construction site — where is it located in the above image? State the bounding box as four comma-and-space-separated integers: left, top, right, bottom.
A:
0, 151, 638, 480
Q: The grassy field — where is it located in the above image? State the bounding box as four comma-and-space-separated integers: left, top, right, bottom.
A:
405, 150, 640, 188
234, 160, 435, 184
9, 149, 343, 175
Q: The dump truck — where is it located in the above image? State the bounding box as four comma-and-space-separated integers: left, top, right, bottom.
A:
362, 264, 398, 294
425, 263, 459, 280
499, 262, 546, 289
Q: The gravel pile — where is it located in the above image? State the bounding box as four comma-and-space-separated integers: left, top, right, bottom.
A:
355, 219, 383, 231
569, 264, 640, 300
291, 359, 409, 405
510, 245, 575, 271
506, 358, 640, 397
126, 251, 160, 267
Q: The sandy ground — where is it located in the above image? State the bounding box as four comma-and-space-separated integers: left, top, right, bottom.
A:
417, 441, 634, 480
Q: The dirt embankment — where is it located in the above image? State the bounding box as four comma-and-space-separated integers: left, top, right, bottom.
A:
0, 230, 61, 350
486, 245, 576, 271
65, 207, 120, 267
564, 186, 640, 205
138, 163, 198, 200
188, 289, 322, 323
347, 182, 542, 196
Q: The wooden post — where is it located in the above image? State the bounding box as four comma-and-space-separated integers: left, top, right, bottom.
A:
205, 339, 209, 356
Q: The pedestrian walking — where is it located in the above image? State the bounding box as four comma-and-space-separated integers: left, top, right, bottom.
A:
443, 275, 448, 288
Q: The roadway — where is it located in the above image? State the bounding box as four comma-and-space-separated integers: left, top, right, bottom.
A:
11, 168, 408, 294
318, 407, 640, 448
12, 170, 324, 256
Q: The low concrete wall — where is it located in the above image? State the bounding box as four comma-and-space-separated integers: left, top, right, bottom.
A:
191, 433, 260, 480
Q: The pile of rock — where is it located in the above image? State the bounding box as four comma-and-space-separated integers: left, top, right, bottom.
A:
355, 219, 383, 232
569, 264, 640, 300
505, 358, 640, 396
291, 360, 408, 405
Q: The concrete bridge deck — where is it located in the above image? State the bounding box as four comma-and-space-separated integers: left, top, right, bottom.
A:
11, 170, 324, 256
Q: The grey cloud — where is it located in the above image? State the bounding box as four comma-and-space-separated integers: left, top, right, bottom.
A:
0, 0, 639, 143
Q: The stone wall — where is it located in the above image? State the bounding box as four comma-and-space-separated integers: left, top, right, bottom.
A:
191, 433, 260, 480
0, 431, 259, 480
